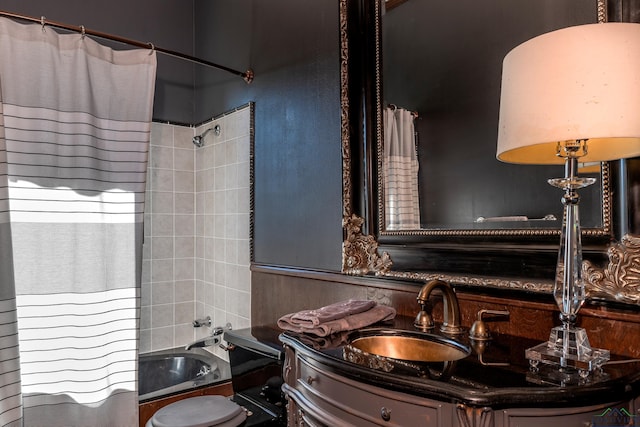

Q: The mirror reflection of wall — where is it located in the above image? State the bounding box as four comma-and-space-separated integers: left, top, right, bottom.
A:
381, 0, 602, 230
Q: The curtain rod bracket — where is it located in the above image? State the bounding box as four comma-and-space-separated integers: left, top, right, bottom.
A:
243, 69, 254, 84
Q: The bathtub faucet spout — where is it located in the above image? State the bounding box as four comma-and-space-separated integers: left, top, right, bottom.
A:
184, 322, 232, 350
184, 336, 219, 350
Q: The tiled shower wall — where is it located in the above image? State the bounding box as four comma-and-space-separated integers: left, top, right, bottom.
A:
140, 105, 252, 356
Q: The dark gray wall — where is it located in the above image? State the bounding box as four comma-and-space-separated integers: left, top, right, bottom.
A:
0, 0, 195, 123
194, 0, 343, 271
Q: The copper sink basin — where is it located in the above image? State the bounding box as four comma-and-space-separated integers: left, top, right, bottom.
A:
347, 329, 470, 363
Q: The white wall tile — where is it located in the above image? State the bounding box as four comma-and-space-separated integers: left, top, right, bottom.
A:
151, 260, 173, 283
139, 329, 151, 354
140, 306, 151, 330
142, 106, 251, 354
151, 193, 174, 214
150, 168, 174, 192
175, 280, 195, 302
175, 193, 195, 214
174, 148, 195, 171
152, 282, 175, 305
152, 304, 174, 328
174, 170, 194, 192
173, 125, 195, 150
174, 323, 194, 345
175, 236, 195, 258
151, 122, 174, 147
151, 326, 173, 350
150, 145, 174, 169
175, 258, 195, 281
152, 236, 174, 259
175, 302, 195, 325
174, 214, 194, 237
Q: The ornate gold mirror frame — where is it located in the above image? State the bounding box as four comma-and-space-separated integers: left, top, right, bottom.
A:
339, 0, 640, 305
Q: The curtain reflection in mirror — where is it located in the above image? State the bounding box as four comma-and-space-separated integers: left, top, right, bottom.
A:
383, 106, 420, 230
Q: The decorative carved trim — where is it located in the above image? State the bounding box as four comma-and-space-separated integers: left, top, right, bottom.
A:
384, 270, 554, 294
456, 404, 493, 427
366, 286, 393, 306
341, 211, 640, 304
249, 103, 256, 263
584, 234, 640, 304
339, 0, 352, 220
341, 219, 640, 304
283, 344, 295, 385
343, 227, 640, 305
342, 214, 392, 275
597, 0, 607, 23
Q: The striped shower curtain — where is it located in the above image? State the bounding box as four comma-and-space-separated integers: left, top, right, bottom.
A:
383, 106, 421, 230
0, 17, 156, 427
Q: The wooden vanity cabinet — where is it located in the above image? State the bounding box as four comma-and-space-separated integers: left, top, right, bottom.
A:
282, 343, 639, 427
283, 344, 456, 426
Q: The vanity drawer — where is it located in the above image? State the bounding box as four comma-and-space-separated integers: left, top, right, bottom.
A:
295, 354, 454, 426
496, 402, 633, 427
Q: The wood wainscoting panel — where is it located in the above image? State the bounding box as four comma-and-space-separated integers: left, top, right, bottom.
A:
252, 265, 640, 358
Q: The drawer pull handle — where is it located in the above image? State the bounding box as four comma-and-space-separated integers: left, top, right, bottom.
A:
381, 407, 391, 422
306, 376, 315, 385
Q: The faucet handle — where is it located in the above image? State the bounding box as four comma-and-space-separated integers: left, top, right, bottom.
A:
414, 303, 434, 331
469, 309, 510, 341
211, 322, 232, 336
193, 316, 212, 328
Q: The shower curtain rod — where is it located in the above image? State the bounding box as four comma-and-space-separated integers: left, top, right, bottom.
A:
0, 10, 254, 83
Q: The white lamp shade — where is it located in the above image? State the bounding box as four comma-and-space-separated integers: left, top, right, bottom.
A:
497, 23, 640, 164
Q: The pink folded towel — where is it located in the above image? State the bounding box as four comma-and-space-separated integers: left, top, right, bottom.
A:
295, 330, 352, 350
278, 302, 396, 337
290, 299, 376, 327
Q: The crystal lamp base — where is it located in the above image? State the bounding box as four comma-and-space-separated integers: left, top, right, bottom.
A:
525, 325, 610, 374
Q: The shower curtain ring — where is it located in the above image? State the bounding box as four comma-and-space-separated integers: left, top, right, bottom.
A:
80, 25, 85, 39
40, 16, 46, 32
147, 42, 155, 55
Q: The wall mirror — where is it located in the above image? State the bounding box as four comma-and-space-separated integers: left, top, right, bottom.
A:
380, 0, 607, 234
339, 0, 640, 303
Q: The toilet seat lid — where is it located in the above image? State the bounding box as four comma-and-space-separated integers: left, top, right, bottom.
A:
151, 395, 246, 427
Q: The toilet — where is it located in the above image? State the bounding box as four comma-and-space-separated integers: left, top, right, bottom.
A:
145, 395, 247, 427
146, 327, 286, 427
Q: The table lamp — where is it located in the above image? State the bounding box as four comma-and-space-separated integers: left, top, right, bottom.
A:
497, 23, 640, 374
